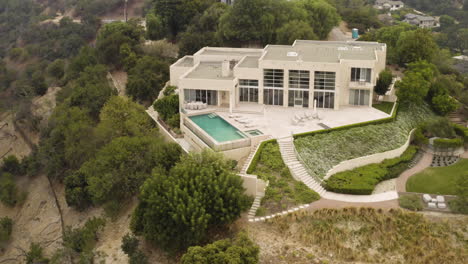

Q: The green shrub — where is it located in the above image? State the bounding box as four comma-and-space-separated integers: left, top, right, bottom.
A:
325, 146, 418, 194
153, 93, 179, 121
129, 250, 148, 264
0, 172, 18, 206
433, 138, 463, 149
425, 117, 456, 138
25, 243, 49, 264
294, 182, 320, 203
163, 85, 176, 96
412, 127, 429, 146
63, 217, 106, 253
167, 113, 180, 128
1, 155, 21, 175
246, 139, 276, 174
0, 217, 13, 243
448, 172, 468, 214
399, 195, 423, 211
453, 124, 468, 142
121, 233, 139, 256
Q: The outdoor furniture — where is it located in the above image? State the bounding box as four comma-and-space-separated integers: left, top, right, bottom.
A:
423, 194, 432, 203
245, 124, 255, 128
431, 198, 437, 203
236, 118, 251, 124
427, 202, 437, 209
229, 114, 241, 118
292, 116, 301, 125
436, 195, 445, 203
437, 203, 447, 209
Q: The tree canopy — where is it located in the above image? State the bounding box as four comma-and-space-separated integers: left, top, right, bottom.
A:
131, 150, 250, 251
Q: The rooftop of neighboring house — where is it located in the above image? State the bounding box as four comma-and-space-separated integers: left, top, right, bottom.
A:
375, 0, 404, 6
404, 13, 436, 21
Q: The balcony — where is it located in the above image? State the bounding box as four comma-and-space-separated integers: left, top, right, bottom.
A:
349, 80, 374, 90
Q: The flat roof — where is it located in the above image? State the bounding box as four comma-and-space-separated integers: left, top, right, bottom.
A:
185, 61, 234, 80
237, 56, 260, 68
174, 56, 194, 67
198, 47, 263, 57
262, 41, 384, 63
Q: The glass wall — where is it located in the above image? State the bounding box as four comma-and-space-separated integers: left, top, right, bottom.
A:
264, 69, 284, 105
263, 89, 283, 106
239, 79, 259, 103
184, 89, 218, 105
314, 71, 336, 90
313, 91, 334, 109
289, 70, 310, 89
264, 69, 284, 88
351, 68, 371, 82
349, 89, 370, 106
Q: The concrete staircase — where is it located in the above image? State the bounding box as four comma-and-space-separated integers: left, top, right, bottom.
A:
277, 137, 327, 196
248, 194, 263, 219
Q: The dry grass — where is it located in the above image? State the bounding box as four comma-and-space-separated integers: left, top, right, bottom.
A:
249, 208, 467, 264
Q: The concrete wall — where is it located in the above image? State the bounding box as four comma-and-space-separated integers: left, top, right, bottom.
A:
324, 128, 415, 179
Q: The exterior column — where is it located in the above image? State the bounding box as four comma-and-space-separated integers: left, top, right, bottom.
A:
229, 90, 235, 113
258, 76, 264, 105
309, 71, 314, 109
283, 69, 289, 107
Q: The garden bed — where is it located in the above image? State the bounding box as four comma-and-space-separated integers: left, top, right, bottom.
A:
250, 141, 319, 216
406, 158, 468, 195
325, 146, 418, 194
295, 104, 435, 180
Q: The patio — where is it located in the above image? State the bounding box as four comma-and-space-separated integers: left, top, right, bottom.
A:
198, 103, 391, 139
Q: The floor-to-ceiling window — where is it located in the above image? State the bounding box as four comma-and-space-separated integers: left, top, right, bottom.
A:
184, 89, 218, 105
263, 69, 284, 106
288, 70, 309, 107
349, 89, 370, 106
239, 79, 259, 103
351, 68, 371, 82
314, 71, 335, 108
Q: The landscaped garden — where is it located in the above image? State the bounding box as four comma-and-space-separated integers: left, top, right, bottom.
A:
372, 101, 395, 114
406, 159, 468, 195
325, 146, 418, 194
294, 103, 435, 181
250, 141, 320, 216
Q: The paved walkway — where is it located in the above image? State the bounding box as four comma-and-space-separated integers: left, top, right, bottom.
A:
396, 151, 433, 192
307, 198, 399, 210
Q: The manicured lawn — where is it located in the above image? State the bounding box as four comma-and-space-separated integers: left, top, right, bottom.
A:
406, 159, 468, 195
295, 103, 435, 180
250, 141, 320, 216
372, 101, 395, 114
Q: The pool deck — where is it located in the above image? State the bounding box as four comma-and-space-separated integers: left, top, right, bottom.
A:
205, 104, 390, 139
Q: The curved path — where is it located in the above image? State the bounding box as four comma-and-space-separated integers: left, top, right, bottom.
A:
395, 151, 433, 192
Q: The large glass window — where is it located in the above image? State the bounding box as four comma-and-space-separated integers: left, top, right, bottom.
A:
264, 69, 284, 88
313, 91, 334, 109
263, 89, 283, 106
351, 68, 372, 82
239, 79, 259, 102
184, 89, 218, 105
349, 89, 370, 106
314, 71, 336, 90
289, 70, 310, 89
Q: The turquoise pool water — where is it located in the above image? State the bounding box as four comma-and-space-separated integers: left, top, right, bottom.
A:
189, 113, 246, 142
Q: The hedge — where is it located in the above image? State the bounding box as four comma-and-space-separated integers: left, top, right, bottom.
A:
325, 145, 418, 195
293, 102, 398, 139
453, 124, 468, 142
246, 139, 277, 174
433, 138, 464, 149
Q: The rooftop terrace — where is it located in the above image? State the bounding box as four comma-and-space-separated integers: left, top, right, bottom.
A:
185, 61, 234, 80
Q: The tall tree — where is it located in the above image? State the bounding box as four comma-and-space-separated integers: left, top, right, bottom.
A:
276, 20, 318, 45
131, 150, 249, 251
396, 29, 438, 65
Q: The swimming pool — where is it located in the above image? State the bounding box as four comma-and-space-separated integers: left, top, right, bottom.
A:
189, 113, 246, 142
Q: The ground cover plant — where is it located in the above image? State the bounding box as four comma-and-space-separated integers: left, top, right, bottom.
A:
251, 142, 319, 216
258, 208, 467, 264
295, 103, 435, 180
372, 101, 394, 114
398, 194, 424, 211
325, 146, 418, 194
406, 159, 468, 195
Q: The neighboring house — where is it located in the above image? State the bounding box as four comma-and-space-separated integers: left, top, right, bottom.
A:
220, 0, 235, 5
374, 0, 404, 11
403, 13, 439, 28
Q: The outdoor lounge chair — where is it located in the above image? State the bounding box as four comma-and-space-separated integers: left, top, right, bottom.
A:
244, 123, 255, 128
422, 194, 432, 203
229, 114, 242, 118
